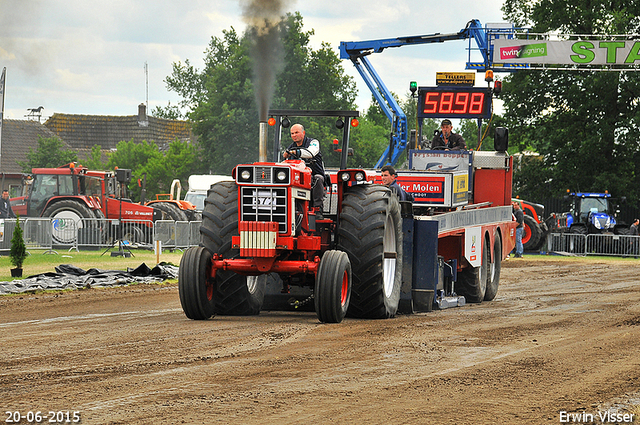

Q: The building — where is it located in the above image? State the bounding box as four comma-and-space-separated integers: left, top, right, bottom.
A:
44, 104, 193, 151
0, 119, 69, 195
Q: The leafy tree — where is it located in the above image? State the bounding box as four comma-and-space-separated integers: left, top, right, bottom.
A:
106, 140, 163, 201
81, 144, 105, 170
105, 139, 204, 202
163, 12, 357, 174
139, 140, 205, 200
501, 0, 640, 204
18, 136, 78, 172
347, 120, 389, 169
152, 102, 183, 120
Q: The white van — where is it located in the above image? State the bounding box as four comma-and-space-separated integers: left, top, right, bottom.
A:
184, 175, 233, 212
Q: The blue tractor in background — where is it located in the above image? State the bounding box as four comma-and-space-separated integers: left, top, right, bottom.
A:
558, 192, 627, 235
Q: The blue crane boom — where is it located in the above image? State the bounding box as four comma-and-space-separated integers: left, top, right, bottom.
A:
339, 19, 514, 167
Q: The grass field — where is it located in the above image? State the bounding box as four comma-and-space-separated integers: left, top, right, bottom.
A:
0, 247, 185, 282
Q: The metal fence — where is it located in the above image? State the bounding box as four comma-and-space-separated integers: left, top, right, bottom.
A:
0, 218, 204, 253
546, 232, 640, 257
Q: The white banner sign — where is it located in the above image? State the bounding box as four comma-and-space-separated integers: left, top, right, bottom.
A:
493, 39, 640, 66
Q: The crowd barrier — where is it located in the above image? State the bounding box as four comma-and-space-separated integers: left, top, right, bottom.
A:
546, 232, 640, 257
0, 218, 204, 253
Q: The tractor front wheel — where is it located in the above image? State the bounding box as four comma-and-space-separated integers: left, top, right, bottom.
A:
179, 246, 216, 320
315, 250, 352, 323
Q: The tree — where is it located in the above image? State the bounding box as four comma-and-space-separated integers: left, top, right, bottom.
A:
81, 144, 105, 170
18, 136, 78, 172
105, 139, 204, 202
501, 0, 640, 204
163, 12, 357, 174
139, 140, 205, 199
106, 140, 163, 201
9, 215, 27, 273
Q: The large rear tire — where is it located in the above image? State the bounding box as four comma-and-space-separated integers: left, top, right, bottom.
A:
337, 185, 402, 319
315, 250, 352, 323
522, 215, 541, 251
153, 202, 188, 222
484, 231, 501, 301
179, 245, 215, 320
42, 200, 97, 245
457, 234, 488, 303
200, 181, 265, 315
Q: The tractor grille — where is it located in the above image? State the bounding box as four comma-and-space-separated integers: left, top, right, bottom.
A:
254, 167, 272, 184
241, 187, 287, 233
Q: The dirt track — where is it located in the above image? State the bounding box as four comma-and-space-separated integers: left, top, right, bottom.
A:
2, 257, 640, 424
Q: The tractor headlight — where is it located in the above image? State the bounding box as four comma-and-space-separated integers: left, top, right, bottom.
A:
340, 172, 350, 182
272, 167, 289, 184
238, 167, 253, 183
355, 171, 365, 182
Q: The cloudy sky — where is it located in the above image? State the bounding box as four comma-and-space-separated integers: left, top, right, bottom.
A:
0, 0, 507, 121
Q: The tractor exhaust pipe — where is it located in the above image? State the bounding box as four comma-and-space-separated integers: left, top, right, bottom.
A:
259, 121, 268, 162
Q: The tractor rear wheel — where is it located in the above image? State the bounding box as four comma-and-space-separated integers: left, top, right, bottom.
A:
337, 185, 402, 319
457, 235, 488, 303
200, 181, 265, 315
153, 202, 188, 222
43, 200, 98, 245
179, 245, 215, 320
522, 215, 541, 251
484, 231, 502, 301
315, 250, 352, 323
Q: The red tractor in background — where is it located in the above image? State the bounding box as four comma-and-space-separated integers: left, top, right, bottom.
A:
512, 198, 552, 251
10, 163, 195, 244
138, 175, 200, 221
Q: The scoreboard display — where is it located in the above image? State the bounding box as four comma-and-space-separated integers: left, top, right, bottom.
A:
417, 86, 492, 119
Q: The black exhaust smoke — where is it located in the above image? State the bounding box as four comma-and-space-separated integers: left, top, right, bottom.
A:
241, 0, 288, 121
241, 0, 289, 161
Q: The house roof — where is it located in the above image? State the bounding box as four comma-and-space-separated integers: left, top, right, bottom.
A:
0, 119, 68, 173
44, 106, 193, 150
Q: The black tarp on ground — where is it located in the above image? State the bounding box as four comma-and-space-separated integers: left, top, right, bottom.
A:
0, 263, 179, 295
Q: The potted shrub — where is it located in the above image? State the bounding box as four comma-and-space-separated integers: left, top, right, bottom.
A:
9, 215, 27, 277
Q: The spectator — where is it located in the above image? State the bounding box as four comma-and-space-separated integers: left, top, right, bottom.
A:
0, 190, 16, 218
627, 218, 639, 257
513, 202, 524, 258
380, 165, 413, 202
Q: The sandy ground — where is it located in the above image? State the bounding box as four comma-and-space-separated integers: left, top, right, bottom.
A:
1, 256, 640, 425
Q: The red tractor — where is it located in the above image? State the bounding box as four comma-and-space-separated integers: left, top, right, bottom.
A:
11, 164, 190, 244
512, 198, 550, 251
179, 110, 516, 323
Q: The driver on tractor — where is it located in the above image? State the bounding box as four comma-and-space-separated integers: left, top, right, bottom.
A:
283, 123, 326, 218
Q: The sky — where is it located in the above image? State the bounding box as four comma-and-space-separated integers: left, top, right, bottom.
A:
0, 0, 508, 122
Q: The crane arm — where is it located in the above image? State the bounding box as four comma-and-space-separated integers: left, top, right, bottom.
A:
339, 20, 489, 167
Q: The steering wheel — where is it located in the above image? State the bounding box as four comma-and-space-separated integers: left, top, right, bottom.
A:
286, 148, 301, 159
